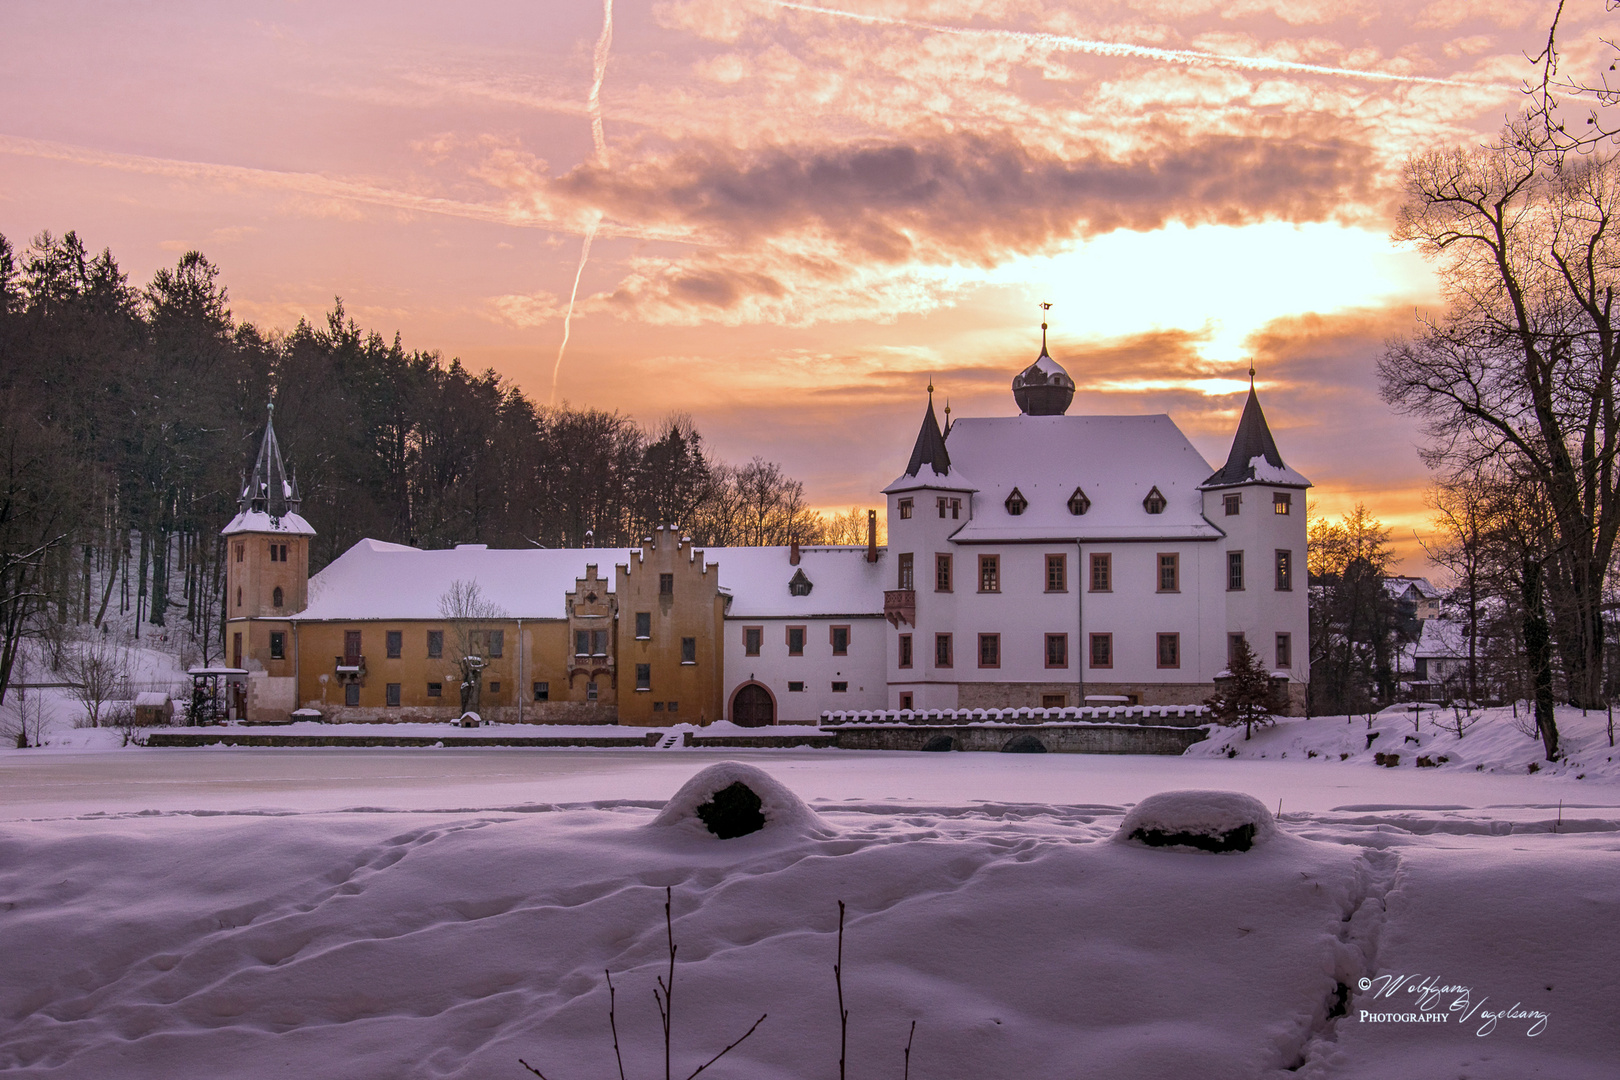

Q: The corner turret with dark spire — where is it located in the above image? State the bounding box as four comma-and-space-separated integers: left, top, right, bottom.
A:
1201, 368, 1310, 489
905, 382, 951, 478
1012, 303, 1075, 416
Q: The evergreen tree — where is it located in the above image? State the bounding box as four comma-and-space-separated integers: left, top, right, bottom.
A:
1206, 637, 1277, 741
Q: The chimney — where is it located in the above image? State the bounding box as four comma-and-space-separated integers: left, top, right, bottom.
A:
866, 509, 878, 563
789, 539, 800, 566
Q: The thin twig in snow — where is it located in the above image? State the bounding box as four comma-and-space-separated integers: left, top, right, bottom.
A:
904, 1019, 916, 1080
835, 899, 848, 1080
606, 969, 625, 1080
681, 1011, 767, 1080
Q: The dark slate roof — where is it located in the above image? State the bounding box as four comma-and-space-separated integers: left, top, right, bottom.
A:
1204, 385, 1296, 488
905, 397, 951, 477
239, 405, 302, 518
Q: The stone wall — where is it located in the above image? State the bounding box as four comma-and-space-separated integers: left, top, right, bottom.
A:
956, 682, 1084, 709
831, 722, 1207, 754
291, 702, 619, 724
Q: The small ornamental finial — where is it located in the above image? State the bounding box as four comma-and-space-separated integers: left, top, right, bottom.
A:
1039, 301, 1052, 356
1248, 362, 1256, 387
927, 378, 934, 397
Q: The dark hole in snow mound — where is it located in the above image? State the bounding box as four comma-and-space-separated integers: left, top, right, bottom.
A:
1129, 823, 1256, 852
650, 761, 825, 838
1115, 790, 1276, 853
921, 735, 955, 752
695, 781, 766, 838
1001, 734, 1047, 753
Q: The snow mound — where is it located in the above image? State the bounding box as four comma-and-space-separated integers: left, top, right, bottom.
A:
1116, 789, 1276, 852
649, 761, 825, 838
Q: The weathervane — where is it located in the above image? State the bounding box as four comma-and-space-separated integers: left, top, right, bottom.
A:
1040, 301, 1052, 355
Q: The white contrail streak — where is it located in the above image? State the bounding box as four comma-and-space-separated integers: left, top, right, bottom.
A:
774, 1, 1516, 91
550, 0, 614, 406
0, 133, 698, 244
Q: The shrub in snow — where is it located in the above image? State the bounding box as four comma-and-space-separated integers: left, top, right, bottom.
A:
651, 761, 823, 838
1000, 733, 1047, 753
1115, 790, 1276, 853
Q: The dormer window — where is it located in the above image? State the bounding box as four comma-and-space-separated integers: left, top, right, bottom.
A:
1143, 487, 1166, 514
1004, 488, 1027, 516
788, 568, 813, 596
1067, 487, 1090, 515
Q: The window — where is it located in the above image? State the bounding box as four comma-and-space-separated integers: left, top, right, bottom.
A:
667, 701, 678, 712
387, 631, 402, 659
278, 544, 288, 562
898, 633, 913, 668
427, 630, 443, 659
268, 543, 280, 563
1274, 492, 1292, 515
831, 625, 849, 655
979, 633, 1000, 668
428, 682, 442, 697
1144, 486, 1166, 514
587, 680, 598, 702
897, 553, 914, 591
1224, 493, 1241, 516
636, 664, 651, 690
575, 630, 590, 656
1275, 550, 1293, 591
1090, 553, 1111, 592
899, 692, 913, 710
1227, 551, 1244, 591
831, 681, 848, 693
1045, 633, 1068, 669
978, 554, 999, 593
234, 542, 244, 563
788, 681, 805, 692
787, 626, 806, 655
533, 681, 549, 702
1228, 633, 1246, 667
1046, 553, 1066, 593
950, 498, 961, 519
1157, 632, 1180, 669
635, 611, 651, 638
1090, 633, 1112, 669
269, 632, 285, 660
1276, 632, 1291, 669
272, 586, 284, 609
899, 498, 913, 520
660, 573, 674, 595
487, 630, 503, 658
344, 630, 361, 664
592, 630, 608, 655
681, 637, 696, 664
1068, 487, 1090, 515
489, 681, 500, 694
1158, 553, 1179, 592
236, 586, 242, 609
345, 682, 360, 707
386, 683, 401, 707
935, 633, 953, 668
789, 568, 813, 596
653, 701, 665, 712
744, 627, 762, 656
1004, 488, 1027, 516
938, 497, 949, 519
935, 553, 953, 592
1042, 694, 1066, 709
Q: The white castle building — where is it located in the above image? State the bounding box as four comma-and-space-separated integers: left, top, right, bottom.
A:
224, 333, 1309, 726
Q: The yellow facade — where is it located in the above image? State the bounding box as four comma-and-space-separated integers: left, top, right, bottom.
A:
613, 530, 726, 726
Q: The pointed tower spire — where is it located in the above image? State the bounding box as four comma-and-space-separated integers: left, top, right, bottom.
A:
1204, 375, 1301, 487
905, 384, 951, 478
240, 403, 297, 522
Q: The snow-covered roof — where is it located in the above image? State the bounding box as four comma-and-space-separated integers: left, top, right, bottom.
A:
714, 546, 887, 618
1386, 576, 1440, 600
296, 540, 887, 622
1201, 385, 1310, 490
221, 510, 317, 537
298, 541, 640, 621
1414, 619, 1470, 659
882, 462, 978, 495
940, 414, 1225, 543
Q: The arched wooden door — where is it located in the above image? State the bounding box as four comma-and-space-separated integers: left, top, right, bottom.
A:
731, 683, 775, 727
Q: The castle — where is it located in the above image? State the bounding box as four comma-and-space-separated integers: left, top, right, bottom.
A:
223, 334, 1310, 725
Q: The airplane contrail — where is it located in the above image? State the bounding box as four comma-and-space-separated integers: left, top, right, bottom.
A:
773, 1, 1517, 91
0, 133, 698, 244
550, 0, 615, 406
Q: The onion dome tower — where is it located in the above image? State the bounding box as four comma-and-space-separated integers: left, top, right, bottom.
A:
1011, 302, 1075, 416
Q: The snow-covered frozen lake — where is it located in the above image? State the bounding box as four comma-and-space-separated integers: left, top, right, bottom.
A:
3, 742, 1618, 1079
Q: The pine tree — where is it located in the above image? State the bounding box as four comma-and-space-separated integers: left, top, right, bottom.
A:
1207, 637, 1277, 741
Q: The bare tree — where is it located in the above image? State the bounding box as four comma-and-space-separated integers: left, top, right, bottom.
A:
438, 579, 507, 715
1424, 477, 1489, 704
62, 631, 131, 729
1525, 0, 1620, 158
0, 653, 50, 747
1379, 126, 1619, 714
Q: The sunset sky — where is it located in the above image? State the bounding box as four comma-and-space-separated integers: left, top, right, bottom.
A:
3, 0, 1615, 569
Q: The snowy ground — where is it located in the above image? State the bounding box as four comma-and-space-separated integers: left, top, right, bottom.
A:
3, 739, 1618, 1079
